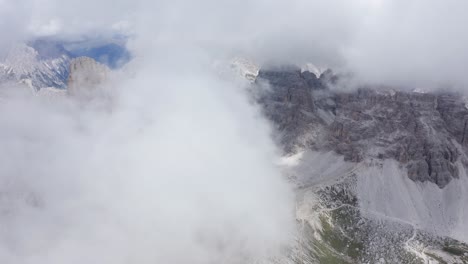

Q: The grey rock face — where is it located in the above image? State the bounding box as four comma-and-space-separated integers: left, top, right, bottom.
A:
67, 57, 109, 99
256, 66, 322, 152
255, 68, 468, 188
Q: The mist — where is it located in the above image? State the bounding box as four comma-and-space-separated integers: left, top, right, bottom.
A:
1, 0, 299, 263
2, 0, 468, 262
3, 0, 468, 88
0, 51, 294, 264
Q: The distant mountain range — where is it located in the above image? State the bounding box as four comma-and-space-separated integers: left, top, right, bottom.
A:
0, 37, 130, 91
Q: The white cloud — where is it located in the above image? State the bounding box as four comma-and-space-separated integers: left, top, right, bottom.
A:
344, 0, 468, 89
4, 0, 468, 89
0, 1, 296, 263
28, 18, 63, 36
1, 0, 468, 262
0, 55, 295, 264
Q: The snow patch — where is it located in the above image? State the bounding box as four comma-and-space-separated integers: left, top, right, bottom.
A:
301, 63, 327, 78
0, 43, 70, 89
413, 88, 428, 94
230, 57, 259, 82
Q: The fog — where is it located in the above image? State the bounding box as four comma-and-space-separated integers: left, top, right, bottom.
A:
0, 52, 294, 264
1, 0, 299, 263
1, 0, 468, 263
345, 0, 468, 90
2, 0, 467, 87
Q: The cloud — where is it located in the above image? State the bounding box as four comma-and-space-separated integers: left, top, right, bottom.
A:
0, 0, 32, 55
0, 0, 298, 263
28, 18, 63, 36
1, 0, 468, 262
344, 0, 468, 89
4, 0, 468, 90
126, 0, 468, 90
0, 53, 294, 264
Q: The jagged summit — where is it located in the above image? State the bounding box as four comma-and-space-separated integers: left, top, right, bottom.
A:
0, 43, 70, 90
0, 56, 109, 101
230, 57, 259, 82
256, 67, 468, 188
301, 63, 327, 78
67, 57, 109, 99
0, 39, 130, 91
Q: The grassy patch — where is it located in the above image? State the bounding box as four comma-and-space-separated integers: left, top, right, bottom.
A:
316, 213, 363, 263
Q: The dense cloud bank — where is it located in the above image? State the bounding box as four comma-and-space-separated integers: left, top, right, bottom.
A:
2, 0, 468, 88
0, 55, 294, 263
0, 0, 299, 263
0, 0, 467, 262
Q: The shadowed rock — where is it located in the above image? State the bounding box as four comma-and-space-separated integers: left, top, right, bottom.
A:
256, 68, 468, 188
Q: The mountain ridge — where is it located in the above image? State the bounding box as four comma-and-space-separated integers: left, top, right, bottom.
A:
252, 65, 468, 263
0, 38, 129, 91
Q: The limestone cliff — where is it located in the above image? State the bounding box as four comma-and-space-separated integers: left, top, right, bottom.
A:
256, 66, 468, 188
67, 57, 109, 99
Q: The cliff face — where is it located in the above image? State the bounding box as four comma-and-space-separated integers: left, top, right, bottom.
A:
67, 57, 109, 99
256, 67, 468, 188
254, 67, 468, 262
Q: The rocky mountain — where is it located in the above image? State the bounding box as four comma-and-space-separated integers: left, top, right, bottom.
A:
230, 57, 260, 82
67, 57, 110, 99
0, 55, 108, 102
257, 67, 467, 188
0, 43, 70, 90
3, 47, 468, 262
0, 38, 129, 91
253, 66, 468, 263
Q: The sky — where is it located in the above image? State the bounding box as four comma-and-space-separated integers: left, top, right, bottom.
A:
2, 0, 468, 88
0, 0, 468, 263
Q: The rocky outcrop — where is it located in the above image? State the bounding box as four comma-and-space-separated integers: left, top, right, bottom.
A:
0, 43, 70, 90
67, 57, 109, 99
230, 57, 259, 82
255, 66, 333, 152
328, 90, 462, 188
255, 67, 468, 188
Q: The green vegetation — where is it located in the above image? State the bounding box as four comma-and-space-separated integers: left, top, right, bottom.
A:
303, 212, 365, 264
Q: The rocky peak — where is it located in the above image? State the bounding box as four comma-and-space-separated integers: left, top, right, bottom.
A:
0, 43, 70, 90
230, 57, 259, 82
67, 57, 109, 99
301, 63, 327, 78
4, 44, 39, 74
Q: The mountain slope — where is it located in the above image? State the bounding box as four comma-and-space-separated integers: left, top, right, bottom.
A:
253, 66, 468, 263
0, 43, 70, 90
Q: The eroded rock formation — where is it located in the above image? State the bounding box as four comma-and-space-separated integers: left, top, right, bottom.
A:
67, 57, 109, 99
256, 66, 468, 188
